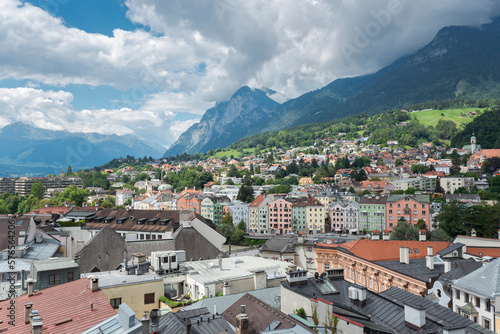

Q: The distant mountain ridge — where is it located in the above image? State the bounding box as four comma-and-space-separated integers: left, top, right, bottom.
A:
0, 122, 163, 177
165, 18, 500, 156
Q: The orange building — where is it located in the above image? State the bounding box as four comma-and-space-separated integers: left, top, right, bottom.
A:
314, 239, 452, 296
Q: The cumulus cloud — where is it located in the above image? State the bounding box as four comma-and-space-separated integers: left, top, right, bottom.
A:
1, 0, 500, 147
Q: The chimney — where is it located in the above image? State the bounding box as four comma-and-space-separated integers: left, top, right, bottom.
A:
427, 246, 433, 256
27, 278, 34, 297
223, 281, 231, 296
24, 302, 33, 324
444, 260, 452, 273
419, 229, 426, 241
236, 305, 249, 334
150, 309, 160, 334
400, 247, 409, 264
73, 254, 81, 266
31, 319, 43, 334
219, 253, 223, 270
297, 235, 305, 243
140, 312, 150, 334
426, 255, 434, 270
372, 230, 380, 240
185, 318, 192, 334
404, 303, 425, 330
471, 228, 476, 237
90, 276, 99, 292
382, 230, 390, 241
64, 200, 71, 208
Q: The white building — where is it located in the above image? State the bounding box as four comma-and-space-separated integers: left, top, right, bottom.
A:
228, 200, 249, 230
115, 188, 135, 206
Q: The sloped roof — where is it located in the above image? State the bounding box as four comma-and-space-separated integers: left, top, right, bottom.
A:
0, 278, 116, 334
157, 307, 234, 334
221, 293, 315, 333
453, 258, 500, 298
440, 260, 483, 282
316, 240, 452, 262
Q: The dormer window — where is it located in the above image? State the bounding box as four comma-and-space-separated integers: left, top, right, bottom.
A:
137, 218, 147, 225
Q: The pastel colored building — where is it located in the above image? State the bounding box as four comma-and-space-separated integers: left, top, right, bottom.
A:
358, 194, 387, 232
386, 194, 430, 230
329, 201, 359, 234
268, 198, 294, 234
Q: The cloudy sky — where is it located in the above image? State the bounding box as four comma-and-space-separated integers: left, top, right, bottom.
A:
1, 0, 499, 149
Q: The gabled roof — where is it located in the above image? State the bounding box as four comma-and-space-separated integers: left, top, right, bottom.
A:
221, 293, 315, 333
453, 258, 500, 298
0, 278, 116, 334
436, 242, 465, 256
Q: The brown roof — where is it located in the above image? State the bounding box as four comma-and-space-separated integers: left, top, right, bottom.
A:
0, 278, 116, 334
27, 206, 72, 215
221, 293, 314, 333
316, 239, 452, 262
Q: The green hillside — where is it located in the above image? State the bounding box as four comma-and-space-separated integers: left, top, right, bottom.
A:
410, 108, 486, 127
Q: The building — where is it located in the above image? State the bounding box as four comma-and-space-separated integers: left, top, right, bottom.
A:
0, 177, 16, 194
82, 261, 164, 319
183, 256, 292, 300
305, 195, 326, 234
440, 176, 475, 194
0, 277, 117, 333
268, 198, 294, 235
390, 177, 436, 192
81, 303, 143, 334
14, 176, 83, 197
248, 195, 268, 233
281, 270, 493, 334
116, 188, 136, 206
328, 201, 359, 234
314, 239, 454, 296
358, 194, 387, 232
452, 258, 500, 331
153, 307, 234, 334
291, 198, 307, 233
200, 196, 229, 225
386, 194, 430, 230
260, 235, 317, 271
30, 257, 80, 291
228, 200, 249, 230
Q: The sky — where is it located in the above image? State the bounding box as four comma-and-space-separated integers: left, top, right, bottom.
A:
1, 0, 499, 149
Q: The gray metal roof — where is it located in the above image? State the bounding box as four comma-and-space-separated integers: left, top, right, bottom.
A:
81, 303, 142, 334
157, 307, 234, 334
182, 287, 282, 314
436, 242, 465, 256
31, 257, 78, 272
453, 257, 500, 298
81, 270, 163, 288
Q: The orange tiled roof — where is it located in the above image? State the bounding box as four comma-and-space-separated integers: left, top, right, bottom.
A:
318, 239, 451, 262
466, 247, 500, 258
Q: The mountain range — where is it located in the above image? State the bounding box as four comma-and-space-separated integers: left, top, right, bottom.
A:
165, 17, 500, 156
0, 122, 163, 177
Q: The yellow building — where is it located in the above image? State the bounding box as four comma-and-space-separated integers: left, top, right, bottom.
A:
306, 195, 325, 234
83, 270, 164, 319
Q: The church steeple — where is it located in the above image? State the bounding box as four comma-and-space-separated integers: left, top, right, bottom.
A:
471, 132, 477, 153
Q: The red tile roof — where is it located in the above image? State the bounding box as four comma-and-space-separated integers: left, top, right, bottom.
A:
316, 239, 451, 262
466, 247, 500, 258
0, 278, 116, 334
27, 206, 72, 215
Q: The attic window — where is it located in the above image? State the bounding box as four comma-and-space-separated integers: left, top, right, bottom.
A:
414, 249, 419, 254
94, 217, 105, 223
408, 249, 412, 253
159, 219, 170, 226
117, 217, 128, 224
104, 217, 115, 224
148, 218, 159, 225
17, 221, 23, 225
136, 218, 147, 225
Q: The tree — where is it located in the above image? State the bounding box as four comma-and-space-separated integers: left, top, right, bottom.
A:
390, 219, 419, 240
67, 165, 73, 175
225, 179, 235, 185
229, 229, 245, 244
237, 177, 255, 203
221, 213, 233, 226
430, 228, 453, 242
395, 158, 404, 167
404, 187, 417, 195
237, 220, 246, 232
31, 182, 45, 200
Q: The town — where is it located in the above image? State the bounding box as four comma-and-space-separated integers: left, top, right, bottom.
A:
1, 126, 500, 333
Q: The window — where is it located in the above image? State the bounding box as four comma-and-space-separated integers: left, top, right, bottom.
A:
476, 297, 480, 307
49, 273, 61, 286
325, 263, 330, 270
110, 298, 122, 309
486, 299, 491, 312
144, 293, 155, 304
484, 319, 490, 330
67, 272, 74, 282
465, 293, 469, 302
455, 289, 460, 299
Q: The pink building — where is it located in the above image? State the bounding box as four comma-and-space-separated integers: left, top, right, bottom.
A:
268, 198, 293, 234
386, 194, 430, 230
